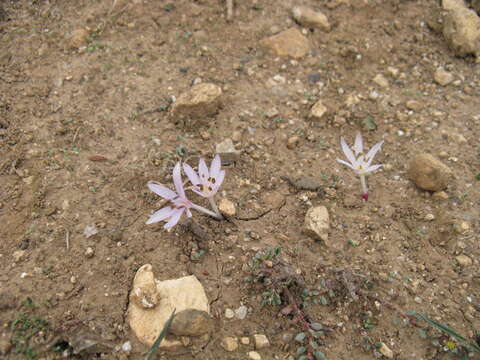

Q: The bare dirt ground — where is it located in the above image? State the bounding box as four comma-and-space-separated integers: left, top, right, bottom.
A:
0, 0, 479, 359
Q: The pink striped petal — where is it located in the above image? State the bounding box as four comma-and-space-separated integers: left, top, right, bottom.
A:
340, 137, 357, 165
148, 183, 176, 200
365, 140, 384, 166
183, 163, 201, 187
353, 132, 363, 155
198, 158, 209, 181
210, 154, 222, 178
146, 206, 175, 224
164, 208, 184, 229
214, 170, 225, 191
366, 164, 382, 173
336, 158, 355, 170
172, 162, 186, 198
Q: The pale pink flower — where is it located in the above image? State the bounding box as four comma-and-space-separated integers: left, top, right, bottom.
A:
337, 132, 383, 200
146, 162, 193, 229
183, 154, 225, 199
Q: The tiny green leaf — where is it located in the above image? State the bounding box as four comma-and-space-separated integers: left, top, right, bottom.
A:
295, 332, 307, 343
145, 309, 176, 360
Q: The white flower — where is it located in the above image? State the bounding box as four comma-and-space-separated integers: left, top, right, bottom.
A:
336, 132, 383, 200
337, 132, 383, 176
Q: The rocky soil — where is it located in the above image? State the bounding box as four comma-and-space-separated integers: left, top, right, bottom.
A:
0, 0, 479, 359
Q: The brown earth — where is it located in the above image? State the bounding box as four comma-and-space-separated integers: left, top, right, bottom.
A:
0, 0, 479, 359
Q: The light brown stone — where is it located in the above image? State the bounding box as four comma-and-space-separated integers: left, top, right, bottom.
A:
292, 6, 331, 31
171, 83, 222, 122
260, 28, 310, 59
408, 154, 453, 191
128, 265, 210, 348
68, 29, 89, 49
221, 336, 238, 352
304, 206, 330, 244
443, 4, 480, 57
309, 100, 328, 121
253, 334, 270, 349
218, 198, 236, 217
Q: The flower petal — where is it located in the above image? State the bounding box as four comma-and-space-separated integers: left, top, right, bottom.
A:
365, 140, 384, 166
353, 132, 363, 155
172, 162, 186, 198
210, 154, 222, 178
336, 158, 356, 170
366, 164, 382, 173
198, 158, 209, 181
191, 187, 208, 198
183, 163, 201, 188
340, 137, 357, 166
148, 183, 177, 200
146, 206, 174, 224
164, 208, 184, 229
214, 170, 225, 190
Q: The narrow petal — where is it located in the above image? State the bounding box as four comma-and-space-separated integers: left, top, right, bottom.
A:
146, 206, 174, 224
148, 183, 176, 200
172, 162, 186, 198
336, 158, 356, 170
340, 137, 357, 165
183, 163, 201, 187
215, 170, 225, 189
365, 140, 384, 166
366, 164, 382, 173
210, 154, 222, 178
198, 158, 209, 181
353, 132, 363, 155
191, 187, 208, 198
164, 208, 184, 229
186, 209, 192, 217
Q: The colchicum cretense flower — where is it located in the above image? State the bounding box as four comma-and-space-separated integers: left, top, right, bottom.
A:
182, 154, 225, 218
336, 132, 383, 201
146, 162, 193, 229
147, 160, 223, 229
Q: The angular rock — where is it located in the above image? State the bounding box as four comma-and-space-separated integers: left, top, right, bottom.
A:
171, 83, 222, 124
221, 336, 238, 351
373, 74, 389, 88
13, 250, 26, 262
128, 265, 210, 347
287, 136, 300, 149
292, 6, 331, 31
0, 333, 11, 356
225, 308, 235, 319
434, 67, 454, 86
443, 4, 480, 57
170, 309, 213, 336
408, 154, 453, 191
249, 351, 262, 360
254, 334, 270, 349
218, 198, 236, 217
309, 100, 328, 121
456, 255, 473, 266
216, 138, 240, 164
235, 305, 248, 320
378, 342, 394, 359
406, 100, 423, 111
68, 29, 89, 49
442, 0, 467, 11
304, 206, 330, 243
260, 28, 310, 59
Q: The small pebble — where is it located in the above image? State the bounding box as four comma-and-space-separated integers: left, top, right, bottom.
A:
248, 351, 262, 360
287, 136, 300, 149
241, 337, 250, 345
225, 308, 235, 319
85, 247, 94, 258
